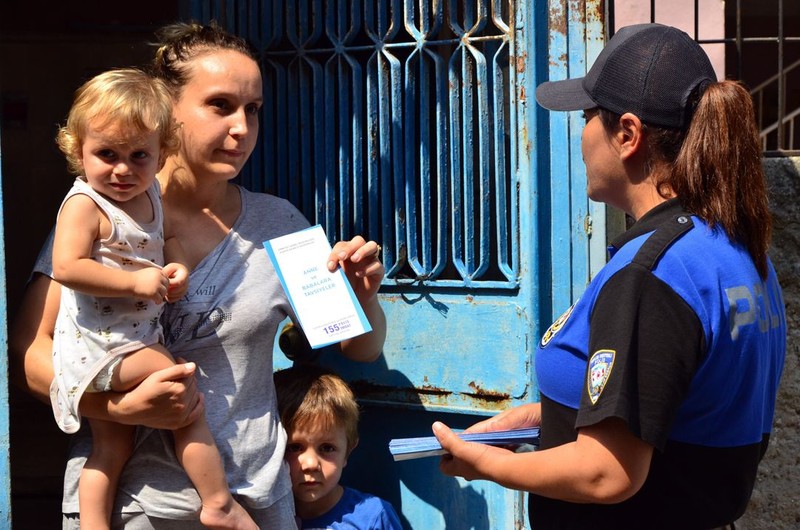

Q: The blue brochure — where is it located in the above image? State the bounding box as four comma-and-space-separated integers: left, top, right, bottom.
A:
389, 427, 540, 461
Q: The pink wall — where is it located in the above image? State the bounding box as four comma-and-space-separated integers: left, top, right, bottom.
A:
614, 0, 726, 79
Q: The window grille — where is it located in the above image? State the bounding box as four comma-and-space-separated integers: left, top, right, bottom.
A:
608, 0, 800, 154
202, 1, 519, 289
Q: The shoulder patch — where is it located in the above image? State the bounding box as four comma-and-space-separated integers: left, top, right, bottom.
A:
587, 349, 615, 405
540, 302, 576, 347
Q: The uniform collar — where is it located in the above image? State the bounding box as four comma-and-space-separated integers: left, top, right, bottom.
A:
609, 198, 687, 253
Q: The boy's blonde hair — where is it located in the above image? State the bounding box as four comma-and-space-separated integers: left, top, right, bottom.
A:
274, 365, 360, 452
56, 68, 179, 175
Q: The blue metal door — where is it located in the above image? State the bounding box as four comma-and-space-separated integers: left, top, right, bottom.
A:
186, 1, 605, 528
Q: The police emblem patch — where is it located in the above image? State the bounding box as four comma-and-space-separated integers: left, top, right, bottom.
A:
540, 302, 576, 347
587, 349, 615, 405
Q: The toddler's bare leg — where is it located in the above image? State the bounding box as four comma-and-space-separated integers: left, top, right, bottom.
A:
173, 417, 258, 529
80, 419, 134, 530
113, 344, 257, 530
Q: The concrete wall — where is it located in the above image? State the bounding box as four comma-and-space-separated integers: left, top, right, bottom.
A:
741, 157, 800, 529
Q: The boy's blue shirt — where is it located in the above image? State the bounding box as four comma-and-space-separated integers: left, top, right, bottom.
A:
300, 486, 402, 530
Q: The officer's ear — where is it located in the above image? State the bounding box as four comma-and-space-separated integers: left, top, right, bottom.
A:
616, 112, 645, 161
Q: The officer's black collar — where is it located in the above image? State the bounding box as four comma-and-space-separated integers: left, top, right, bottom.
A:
609, 198, 688, 251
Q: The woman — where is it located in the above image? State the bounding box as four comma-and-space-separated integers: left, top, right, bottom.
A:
9, 21, 386, 529
433, 23, 785, 529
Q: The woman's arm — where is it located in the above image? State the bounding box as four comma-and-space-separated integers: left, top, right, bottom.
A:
327, 236, 387, 362
9, 273, 60, 402
340, 291, 386, 363
8, 273, 203, 429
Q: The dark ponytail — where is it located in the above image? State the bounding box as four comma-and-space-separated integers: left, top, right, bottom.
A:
669, 81, 771, 278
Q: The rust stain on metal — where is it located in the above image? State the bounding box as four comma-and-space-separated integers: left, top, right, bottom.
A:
416, 382, 452, 396
550, 52, 567, 68
348, 379, 517, 410
348, 380, 453, 400
587, 0, 605, 25
380, 295, 403, 303
465, 381, 511, 402
549, 0, 567, 36
516, 52, 526, 73
349, 380, 452, 396
569, 0, 586, 25
545, 0, 567, 70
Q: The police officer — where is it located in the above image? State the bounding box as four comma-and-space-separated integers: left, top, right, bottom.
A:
433, 23, 786, 530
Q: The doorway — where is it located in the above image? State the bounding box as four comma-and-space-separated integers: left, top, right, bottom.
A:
0, 3, 179, 526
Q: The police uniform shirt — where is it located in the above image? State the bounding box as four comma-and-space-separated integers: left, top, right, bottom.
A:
532, 199, 786, 529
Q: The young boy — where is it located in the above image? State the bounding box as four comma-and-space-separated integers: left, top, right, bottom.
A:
51, 68, 256, 529
274, 365, 403, 530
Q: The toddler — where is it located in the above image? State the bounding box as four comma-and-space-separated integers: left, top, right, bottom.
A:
50, 68, 256, 529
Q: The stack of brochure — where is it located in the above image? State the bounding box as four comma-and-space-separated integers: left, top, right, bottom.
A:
389, 427, 540, 461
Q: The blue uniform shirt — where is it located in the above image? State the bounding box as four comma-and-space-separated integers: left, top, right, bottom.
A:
532, 199, 786, 529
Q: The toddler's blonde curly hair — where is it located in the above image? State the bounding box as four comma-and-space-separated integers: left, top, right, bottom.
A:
56, 68, 179, 175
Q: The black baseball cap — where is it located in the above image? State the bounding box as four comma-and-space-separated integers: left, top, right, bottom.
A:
535, 23, 717, 129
